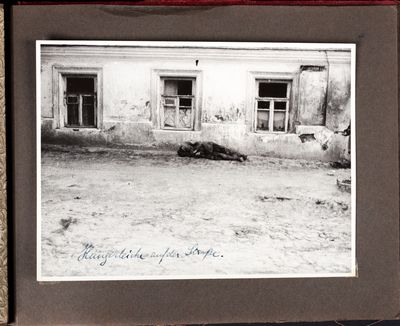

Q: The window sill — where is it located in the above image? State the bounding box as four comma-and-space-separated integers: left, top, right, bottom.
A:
56, 127, 101, 133
64, 126, 97, 130
154, 129, 201, 133
161, 128, 196, 132
253, 131, 288, 134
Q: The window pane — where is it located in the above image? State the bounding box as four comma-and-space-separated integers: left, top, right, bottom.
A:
177, 80, 192, 95
67, 103, 79, 126
67, 77, 94, 94
164, 107, 176, 127
257, 110, 270, 131
274, 101, 287, 110
257, 101, 270, 109
82, 105, 95, 126
82, 96, 95, 126
164, 97, 176, 105
259, 82, 287, 98
179, 98, 192, 107
164, 80, 178, 96
273, 111, 286, 132
164, 79, 193, 96
178, 108, 192, 128
82, 95, 94, 105
67, 95, 78, 104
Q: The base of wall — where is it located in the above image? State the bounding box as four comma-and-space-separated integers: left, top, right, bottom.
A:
42, 120, 350, 162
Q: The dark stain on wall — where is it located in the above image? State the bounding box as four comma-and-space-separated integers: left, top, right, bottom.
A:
299, 133, 316, 143
300, 65, 326, 72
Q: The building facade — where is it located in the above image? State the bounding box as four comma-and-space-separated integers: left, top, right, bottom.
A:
40, 42, 353, 161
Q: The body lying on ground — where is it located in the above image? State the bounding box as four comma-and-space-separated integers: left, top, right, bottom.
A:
178, 141, 247, 162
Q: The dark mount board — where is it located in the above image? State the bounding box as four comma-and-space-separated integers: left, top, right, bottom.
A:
8, 3, 400, 325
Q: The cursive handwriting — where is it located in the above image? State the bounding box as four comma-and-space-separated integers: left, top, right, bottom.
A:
77, 243, 145, 266
185, 244, 222, 260
77, 243, 223, 266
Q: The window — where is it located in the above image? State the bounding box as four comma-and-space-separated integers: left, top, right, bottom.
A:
160, 78, 195, 130
255, 80, 291, 132
65, 76, 97, 127
152, 69, 201, 131
52, 66, 102, 129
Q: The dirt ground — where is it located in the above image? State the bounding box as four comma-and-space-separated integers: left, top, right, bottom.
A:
40, 145, 353, 278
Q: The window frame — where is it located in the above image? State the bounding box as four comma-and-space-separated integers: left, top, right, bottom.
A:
52, 65, 103, 129
160, 77, 196, 131
255, 79, 291, 133
151, 69, 202, 132
64, 75, 97, 128
247, 71, 295, 134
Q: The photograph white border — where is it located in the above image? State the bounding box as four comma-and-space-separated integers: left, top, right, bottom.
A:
36, 40, 356, 281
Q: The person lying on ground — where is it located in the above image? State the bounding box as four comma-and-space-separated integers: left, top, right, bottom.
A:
177, 141, 247, 162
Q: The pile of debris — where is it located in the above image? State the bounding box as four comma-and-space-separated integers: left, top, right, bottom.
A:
336, 177, 351, 193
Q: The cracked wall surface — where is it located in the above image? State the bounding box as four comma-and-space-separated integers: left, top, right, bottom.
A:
40, 45, 352, 161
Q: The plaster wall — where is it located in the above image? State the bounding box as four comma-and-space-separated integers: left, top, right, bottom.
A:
40, 45, 352, 161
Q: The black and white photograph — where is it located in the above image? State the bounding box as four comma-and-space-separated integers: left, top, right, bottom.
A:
37, 41, 356, 281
